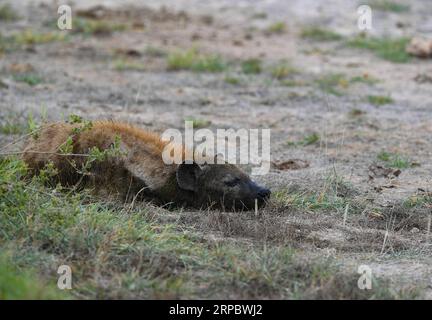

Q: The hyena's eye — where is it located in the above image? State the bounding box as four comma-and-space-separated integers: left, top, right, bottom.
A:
224, 177, 240, 187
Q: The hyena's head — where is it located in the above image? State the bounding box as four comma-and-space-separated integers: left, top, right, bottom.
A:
176, 161, 271, 210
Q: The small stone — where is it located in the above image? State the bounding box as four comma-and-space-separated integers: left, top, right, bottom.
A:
406, 37, 432, 58
410, 227, 420, 234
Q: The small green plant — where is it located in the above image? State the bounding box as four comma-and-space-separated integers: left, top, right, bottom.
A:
73, 18, 127, 36
0, 253, 68, 299
287, 133, 320, 147
224, 76, 240, 85
113, 59, 146, 71
301, 27, 342, 41
145, 46, 167, 57
0, 4, 18, 21
167, 49, 226, 72
350, 75, 378, 85
377, 151, 411, 169
0, 121, 26, 135
347, 36, 410, 63
241, 58, 262, 74
403, 195, 432, 208
252, 12, 268, 19
266, 22, 286, 34
184, 117, 211, 129
367, 95, 393, 106
13, 73, 43, 86
316, 73, 349, 96
280, 80, 306, 87
368, 1, 410, 13
270, 62, 297, 80
13, 30, 66, 45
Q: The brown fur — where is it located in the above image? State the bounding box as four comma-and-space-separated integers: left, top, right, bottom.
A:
23, 121, 270, 210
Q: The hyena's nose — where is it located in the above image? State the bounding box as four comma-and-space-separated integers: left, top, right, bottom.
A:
257, 188, 271, 200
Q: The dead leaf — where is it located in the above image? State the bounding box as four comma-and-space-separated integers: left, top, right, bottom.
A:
272, 159, 309, 170
368, 164, 401, 179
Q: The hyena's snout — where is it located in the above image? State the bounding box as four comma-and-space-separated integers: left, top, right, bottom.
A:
256, 187, 271, 201
246, 181, 271, 208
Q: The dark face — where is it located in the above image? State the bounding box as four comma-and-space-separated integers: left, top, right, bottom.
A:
176, 162, 271, 210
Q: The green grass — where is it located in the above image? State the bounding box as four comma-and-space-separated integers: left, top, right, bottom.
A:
368, 1, 410, 13
13, 73, 44, 86
402, 195, 432, 209
287, 133, 320, 147
0, 121, 26, 135
316, 73, 349, 96
252, 12, 268, 19
144, 46, 167, 58
350, 75, 379, 85
184, 117, 211, 128
266, 22, 287, 34
241, 58, 262, 74
13, 30, 67, 45
73, 18, 127, 36
368, 95, 393, 106
0, 253, 68, 299
0, 30, 67, 53
224, 76, 241, 85
0, 4, 18, 21
0, 155, 421, 299
300, 27, 343, 41
270, 62, 298, 80
167, 49, 226, 72
113, 59, 146, 71
377, 151, 411, 169
347, 36, 411, 63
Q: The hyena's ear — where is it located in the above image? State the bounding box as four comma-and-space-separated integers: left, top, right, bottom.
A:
176, 162, 201, 192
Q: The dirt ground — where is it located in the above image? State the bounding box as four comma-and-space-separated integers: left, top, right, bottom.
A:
1, 0, 432, 298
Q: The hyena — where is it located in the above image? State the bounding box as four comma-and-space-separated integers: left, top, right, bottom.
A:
22, 121, 271, 210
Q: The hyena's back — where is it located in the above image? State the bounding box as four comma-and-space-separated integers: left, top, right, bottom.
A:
22, 121, 175, 198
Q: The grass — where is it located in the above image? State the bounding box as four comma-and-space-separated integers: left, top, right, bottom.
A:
273, 174, 360, 213
224, 76, 241, 85
368, 95, 393, 106
0, 4, 18, 21
0, 156, 411, 299
0, 121, 27, 135
316, 73, 349, 96
0, 253, 68, 299
301, 27, 343, 41
350, 74, 379, 85
73, 18, 127, 36
13, 30, 67, 46
167, 49, 226, 73
13, 73, 44, 86
367, 0, 410, 13
287, 133, 320, 147
241, 58, 262, 74
184, 117, 211, 128
403, 195, 432, 209
270, 62, 298, 80
347, 36, 411, 63
113, 59, 146, 71
144, 46, 167, 58
0, 30, 66, 53
266, 22, 287, 34
377, 151, 411, 169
